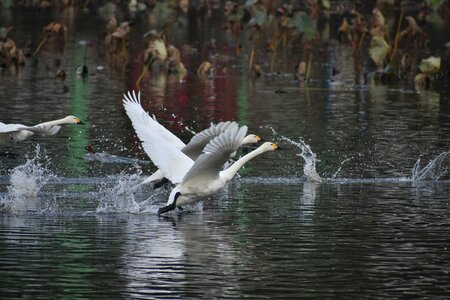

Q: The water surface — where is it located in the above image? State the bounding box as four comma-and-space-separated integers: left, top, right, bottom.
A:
1, 5, 450, 299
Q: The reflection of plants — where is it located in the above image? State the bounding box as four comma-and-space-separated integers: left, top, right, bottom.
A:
234, 1, 447, 90
415, 56, 441, 90
2, 1, 449, 92
34, 22, 67, 56
0, 26, 25, 67
369, 36, 390, 69
104, 17, 131, 66
135, 29, 187, 87
334, 5, 446, 91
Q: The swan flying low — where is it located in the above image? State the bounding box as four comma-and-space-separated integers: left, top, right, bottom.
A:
129, 115, 280, 214
156, 125, 279, 214
122, 90, 262, 185
0, 116, 84, 145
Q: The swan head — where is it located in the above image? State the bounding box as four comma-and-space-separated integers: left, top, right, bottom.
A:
64, 115, 85, 125
261, 142, 281, 152
241, 134, 262, 145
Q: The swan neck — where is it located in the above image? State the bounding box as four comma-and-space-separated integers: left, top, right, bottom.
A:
167, 185, 181, 205
42, 118, 67, 126
222, 146, 267, 180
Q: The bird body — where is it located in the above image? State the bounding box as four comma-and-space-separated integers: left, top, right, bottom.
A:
122, 90, 279, 214
0, 116, 84, 145
163, 141, 279, 210
157, 127, 280, 214
122, 91, 261, 185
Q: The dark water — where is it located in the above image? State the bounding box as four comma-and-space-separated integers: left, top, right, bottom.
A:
1, 5, 450, 299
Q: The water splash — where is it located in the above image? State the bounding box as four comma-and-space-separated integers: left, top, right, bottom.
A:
280, 136, 323, 183
138, 190, 170, 213
83, 152, 150, 164
332, 157, 353, 178
0, 145, 55, 213
410, 151, 450, 181
96, 166, 165, 214
96, 167, 143, 213
301, 182, 319, 206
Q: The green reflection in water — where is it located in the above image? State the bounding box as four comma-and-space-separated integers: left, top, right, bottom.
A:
55, 231, 97, 298
67, 47, 90, 179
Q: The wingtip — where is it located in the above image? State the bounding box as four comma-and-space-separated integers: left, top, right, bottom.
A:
123, 90, 141, 105
238, 125, 248, 139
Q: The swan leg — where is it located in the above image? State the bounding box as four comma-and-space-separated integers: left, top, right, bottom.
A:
157, 202, 176, 215
158, 192, 181, 215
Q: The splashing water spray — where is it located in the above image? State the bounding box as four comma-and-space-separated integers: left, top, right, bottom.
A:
96, 167, 143, 213
96, 165, 166, 214
269, 127, 322, 182
410, 151, 450, 181
0, 145, 55, 213
281, 137, 323, 182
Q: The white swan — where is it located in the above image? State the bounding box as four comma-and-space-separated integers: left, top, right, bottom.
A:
122, 90, 262, 185
128, 114, 279, 214
134, 124, 280, 215
0, 116, 84, 145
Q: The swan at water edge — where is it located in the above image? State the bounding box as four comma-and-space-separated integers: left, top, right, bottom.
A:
130, 118, 280, 214
0, 116, 84, 145
122, 90, 262, 186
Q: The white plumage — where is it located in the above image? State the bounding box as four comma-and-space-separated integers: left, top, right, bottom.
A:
0, 116, 84, 145
157, 125, 280, 214
122, 90, 261, 185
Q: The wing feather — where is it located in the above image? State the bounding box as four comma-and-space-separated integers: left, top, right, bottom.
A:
123, 90, 185, 149
132, 111, 194, 184
181, 121, 239, 160
182, 125, 248, 182
29, 124, 62, 135
0, 122, 31, 133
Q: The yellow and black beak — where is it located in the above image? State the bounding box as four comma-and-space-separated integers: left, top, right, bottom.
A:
251, 136, 266, 150
76, 118, 85, 125
272, 143, 282, 151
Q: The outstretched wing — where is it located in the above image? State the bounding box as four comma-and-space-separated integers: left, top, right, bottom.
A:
132, 111, 194, 184
181, 121, 239, 160
0, 122, 30, 133
123, 90, 185, 149
29, 124, 62, 136
182, 125, 248, 183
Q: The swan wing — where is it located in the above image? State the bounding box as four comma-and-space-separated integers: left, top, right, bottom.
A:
123, 90, 185, 149
133, 111, 194, 184
0, 122, 35, 143
182, 125, 248, 182
29, 123, 62, 136
181, 121, 239, 160
0, 122, 31, 133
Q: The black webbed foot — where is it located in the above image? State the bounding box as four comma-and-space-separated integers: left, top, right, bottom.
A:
158, 203, 176, 215
158, 192, 181, 215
